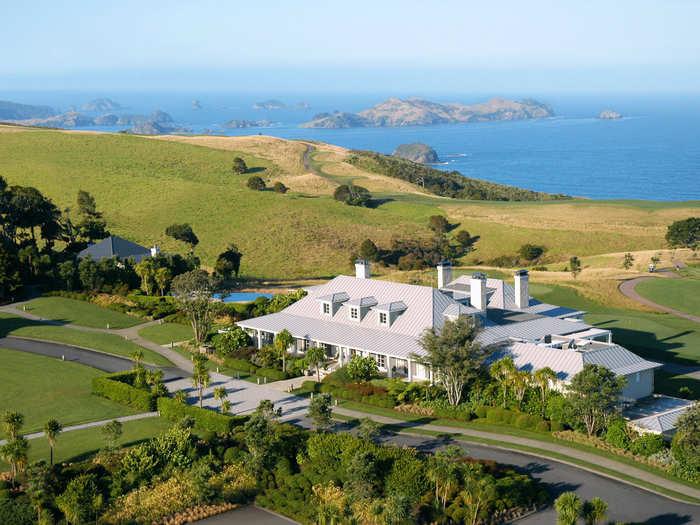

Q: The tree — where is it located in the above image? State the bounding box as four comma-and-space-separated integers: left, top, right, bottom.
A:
490, 357, 517, 408
307, 345, 327, 382
171, 269, 221, 345
2, 410, 24, 440
274, 329, 295, 372
459, 467, 497, 525
232, 157, 248, 174
671, 403, 700, 471
78, 256, 103, 291
215, 242, 243, 279
101, 420, 123, 450
55, 473, 102, 525
345, 450, 378, 502
666, 217, 700, 250
415, 316, 490, 406
429, 214, 449, 233
165, 223, 199, 252
519, 243, 544, 260
255, 399, 282, 421
247, 175, 266, 190
427, 445, 462, 508
26, 462, 54, 524
346, 355, 379, 382
356, 239, 379, 262
75, 190, 109, 243
243, 412, 276, 474
581, 497, 608, 525
382, 493, 415, 525
43, 418, 63, 466
555, 492, 582, 525
173, 390, 188, 404
58, 260, 77, 290
567, 364, 627, 437
569, 256, 582, 279
456, 230, 475, 249
192, 353, 211, 408
272, 181, 288, 193
0, 436, 28, 488
308, 392, 333, 432
213, 386, 228, 413
333, 184, 370, 206
533, 367, 557, 416
154, 266, 172, 296
135, 258, 156, 295
512, 369, 531, 409
213, 326, 250, 357
129, 349, 144, 368
358, 417, 382, 443
622, 252, 635, 270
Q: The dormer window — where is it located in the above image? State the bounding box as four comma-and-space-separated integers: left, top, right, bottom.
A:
317, 291, 349, 317
350, 307, 359, 320
322, 303, 330, 315
379, 312, 388, 324
373, 301, 407, 327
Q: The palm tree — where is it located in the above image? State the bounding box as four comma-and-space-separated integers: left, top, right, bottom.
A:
213, 386, 228, 412
2, 410, 24, 440
581, 497, 608, 525
43, 419, 63, 466
1, 436, 29, 487
533, 367, 557, 416
129, 349, 144, 369
221, 400, 232, 414
192, 354, 211, 408
135, 259, 156, 295
490, 357, 517, 408
274, 329, 294, 373
460, 467, 497, 525
512, 369, 531, 410
555, 492, 582, 525
306, 345, 326, 382
154, 267, 172, 296
173, 390, 188, 404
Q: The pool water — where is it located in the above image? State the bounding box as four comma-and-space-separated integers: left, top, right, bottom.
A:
215, 292, 274, 303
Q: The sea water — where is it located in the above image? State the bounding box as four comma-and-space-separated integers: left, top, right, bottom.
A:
2, 90, 698, 201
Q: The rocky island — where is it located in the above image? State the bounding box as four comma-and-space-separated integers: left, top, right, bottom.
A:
253, 99, 286, 110
117, 110, 173, 126
82, 98, 121, 111
4, 110, 95, 127
222, 119, 278, 129
392, 143, 440, 164
599, 109, 622, 119
301, 97, 554, 128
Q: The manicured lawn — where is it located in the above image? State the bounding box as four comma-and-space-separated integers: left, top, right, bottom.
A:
24, 296, 143, 329
0, 347, 137, 434
655, 370, 700, 398
530, 282, 700, 367
138, 322, 193, 344
0, 417, 173, 469
0, 312, 173, 366
635, 277, 700, 317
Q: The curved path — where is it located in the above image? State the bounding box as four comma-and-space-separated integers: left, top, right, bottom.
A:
301, 144, 338, 185
619, 269, 700, 324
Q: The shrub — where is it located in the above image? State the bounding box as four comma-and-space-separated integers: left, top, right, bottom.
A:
550, 420, 565, 432
475, 406, 487, 419
224, 358, 258, 374
247, 176, 266, 190
157, 397, 246, 434
346, 355, 378, 382
92, 374, 158, 411
519, 244, 545, 260
232, 157, 248, 174
515, 414, 534, 429
272, 182, 288, 193
301, 381, 320, 393
486, 407, 504, 423
333, 184, 370, 206
223, 447, 244, 464
258, 367, 290, 381
630, 433, 666, 457
429, 214, 449, 233
536, 420, 551, 432
434, 406, 473, 421
605, 419, 631, 450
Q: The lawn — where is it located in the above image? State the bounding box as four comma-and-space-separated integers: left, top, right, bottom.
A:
138, 322, 193, 345
24, 296, 144, 329
0, 417, 173, 469
0, 312, 173, 366
0, 347, 137, 434
635, 277, 700, 317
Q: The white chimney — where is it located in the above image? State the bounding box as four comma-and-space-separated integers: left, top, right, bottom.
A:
150, 244, 160, 257
355, 259, 370, 279
514, 270, 529, 309
437, 261, 452, 289
470, 272, 487, 310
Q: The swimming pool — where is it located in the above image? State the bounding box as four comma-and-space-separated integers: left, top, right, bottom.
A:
214, 292, 275, 303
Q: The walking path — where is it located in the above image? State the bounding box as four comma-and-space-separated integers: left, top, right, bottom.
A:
301, 144, 338, 185
0, 412, 159, 446
333, 406, 700, 502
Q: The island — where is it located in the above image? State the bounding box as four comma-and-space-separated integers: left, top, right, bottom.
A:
0, 100, 56, 120
301, 97, 554, 128
4, 111, 94, 127
82, 98, 121, 112
253, 99, 286, 110
94, 114, 119, 126
128, 121, 186, 135
192, 99, 202, 110
221, 119, 278, 129
117, 110, 174, 126
599, 109, 622, 119
392, 142, 440, 164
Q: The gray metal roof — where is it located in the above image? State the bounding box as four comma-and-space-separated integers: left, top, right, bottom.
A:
375, 301, 408, 312
346, 296, 378, 307
78, 235, 151, 263
631, 407, 694, 434
317, 292, 350, 303
477, 317, 593, 346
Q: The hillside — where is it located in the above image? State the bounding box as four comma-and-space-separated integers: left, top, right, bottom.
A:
301, 97, 553, 128
0, 125, 696, 280
0, 100, 56, 120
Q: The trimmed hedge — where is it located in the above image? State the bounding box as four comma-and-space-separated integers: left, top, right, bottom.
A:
434, 406, 474, 421
318, 382, 395, 408
157, 397, 247, 434
92, 373, 157, 411
222, 358, 293, 381
301, 381, 320, 393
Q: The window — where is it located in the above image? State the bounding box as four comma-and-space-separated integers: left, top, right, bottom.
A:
377, 354, 386, 368
322, 302, 330, 315
379, 312, 387, 324
635, 372, 640, 383
350, 307, 358, 320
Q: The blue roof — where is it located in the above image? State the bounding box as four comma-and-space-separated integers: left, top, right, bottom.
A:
78, 235, 150, 263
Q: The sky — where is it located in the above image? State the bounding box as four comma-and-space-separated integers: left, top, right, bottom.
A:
3, 0, 700, 92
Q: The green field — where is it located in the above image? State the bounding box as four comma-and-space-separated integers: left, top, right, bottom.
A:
0, 417, 172, 469
138, 322, 193, 344
24, 296, 144, 329
0, 312, 173, 366
0, 129, 696, 279
635, 277, 700, 317
0, 347, 137, 434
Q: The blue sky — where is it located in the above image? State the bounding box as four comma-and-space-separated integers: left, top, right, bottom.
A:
4, 0, 700, 91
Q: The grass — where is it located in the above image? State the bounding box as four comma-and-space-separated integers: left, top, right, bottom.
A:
0, 417, 173, 469
138, 322, 194, 345
0, 129, 695, 279
655, 370, 700, 398
0, 312, 173, 366
169, 345, 257, 383
24, 296, 144, 329
0, 347, 137, 434
635, 277, 700, 316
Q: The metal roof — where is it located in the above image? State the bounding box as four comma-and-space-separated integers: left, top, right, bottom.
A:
317, 292, 350, 303
78, 235, 151, 263
346, 296, 378, 307
375, 301, 408, 312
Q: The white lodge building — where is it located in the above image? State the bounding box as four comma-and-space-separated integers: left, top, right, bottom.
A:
238, 261, 660, 401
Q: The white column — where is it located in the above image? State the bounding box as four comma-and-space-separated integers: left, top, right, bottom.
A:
407, 359, 413, 382
257, 329, 262, 348
429, 367, 434, 385
386, 356, 393, 378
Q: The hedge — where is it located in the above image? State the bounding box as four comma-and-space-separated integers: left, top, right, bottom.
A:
302, 381, 321, 393
433, 406, 474, 421
222, 358, 292, 381
317, 383, 395, 408
157, 397, 247, 434
92, 374, 157, 411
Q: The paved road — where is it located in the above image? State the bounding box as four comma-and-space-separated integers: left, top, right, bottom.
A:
618, 270, 700, 324
196, 506, 298, 524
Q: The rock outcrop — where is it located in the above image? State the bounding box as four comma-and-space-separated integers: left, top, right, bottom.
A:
253, 99, 286, 110
221, 119, 278, 128
392, 143, 440, 164
82, 98, 121, 111
599, 109, 622, 119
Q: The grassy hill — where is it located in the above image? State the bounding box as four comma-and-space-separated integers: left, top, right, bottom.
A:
0, 126, 697, 279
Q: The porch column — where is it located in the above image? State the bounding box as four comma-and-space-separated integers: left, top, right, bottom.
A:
608, 332, 613, 344
256, 329, 262, 349
407, 359, 413, 382
386, 356, 393, 378
429, 367, 434, 385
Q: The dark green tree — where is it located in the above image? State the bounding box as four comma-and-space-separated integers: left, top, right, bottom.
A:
214, 243, 243, 279
247, 176, 266, 190
171, 269, 220, 345
567, 364, 626, 436
569, 256, 582, 279
165, 223, 199, 253
358, 239, 379, 261
622, 252, 635, 270
55, 473, 102, 525
429, 214, 449, 233
272, 181, 288, 193
308, 392, 333, 432
232, 157, 248, 175
333, 184, 370, 206
672, 403, 700, 471
666, 217, 700, 250
519, 243, 544, 260
75, 190, 109, 243
456, 230, 475, 249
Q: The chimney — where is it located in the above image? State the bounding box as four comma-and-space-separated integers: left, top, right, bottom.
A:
150, 244, 160, 257
470, 272, 487, 310
437, 261, 452, 289
514, 270, 529, 309
355, 259, 370, 279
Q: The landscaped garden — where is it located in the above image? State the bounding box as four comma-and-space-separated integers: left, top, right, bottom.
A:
22, 296, 144, 329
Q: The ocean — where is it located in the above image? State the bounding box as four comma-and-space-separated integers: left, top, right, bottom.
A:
2, 90, 699, 201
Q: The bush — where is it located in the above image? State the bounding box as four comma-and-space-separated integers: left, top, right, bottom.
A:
232, 157, 248, 174
550, 420, 564, 432
474, 406, 487, 419
630, 433, 666, 457
258, 367, 290, 381
272, 182, 288, 193
223, 446, 244, 464
301, 381, 320, 393
92, 374, 158, 411
605, 419, 631, 450
157, 397, 246, 434
247, 176, 266, 190
515, 414, 535, 429
333, 184, 370, 206
434, 406, 473, 421
519, 244, 544, 260
224, 357, 258, 374
536, 420, 551, 432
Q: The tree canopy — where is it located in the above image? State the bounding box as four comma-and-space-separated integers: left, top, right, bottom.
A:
666, 217, 700, 250
567, 364, 626, 437
171, 269, 220, 345
215, 242, 243, 279
165, 223, 199, 251
232, 157, 248, 175
333, 184, 370, 207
